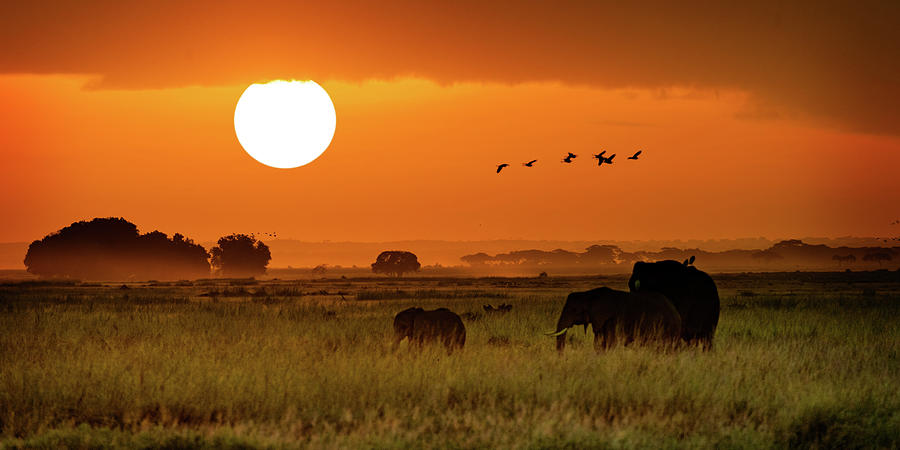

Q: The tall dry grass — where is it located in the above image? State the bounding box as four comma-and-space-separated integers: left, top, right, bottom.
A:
1, 277, 898, 448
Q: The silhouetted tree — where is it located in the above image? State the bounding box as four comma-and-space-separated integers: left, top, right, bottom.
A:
311, 264, 328, 277
209, 234, 271, 277
460, 252, 492, 266
773, 239, 805, 249
23, 217, 210, 280
862, 252, 892, 266
832, 254, 856, 266
580, 245, 620, 265
371, 251, 420, 277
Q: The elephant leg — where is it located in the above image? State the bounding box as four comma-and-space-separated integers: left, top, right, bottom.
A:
698, 332, 714, 351
622, 323, 636, 347
442, 334, 454, 353
447, 334, 462, 355
595, 328, 616, 352
413, 333, 425, 348
605, 323, 618, 349
391, 335, 404, 351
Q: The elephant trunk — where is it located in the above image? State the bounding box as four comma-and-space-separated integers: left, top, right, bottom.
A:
551, 316, 571, 352
549, 301, 579, 352
556, 332, 567, 351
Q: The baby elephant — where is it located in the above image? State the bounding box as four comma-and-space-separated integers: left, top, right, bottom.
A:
547, 287, 682, 352
393, 307, 466, 353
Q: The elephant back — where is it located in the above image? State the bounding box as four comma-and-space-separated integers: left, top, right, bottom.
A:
409, 308, 466, 350
629, 260, 720, 346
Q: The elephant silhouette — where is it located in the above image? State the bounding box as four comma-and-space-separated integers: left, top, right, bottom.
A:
393, 307, 466, 353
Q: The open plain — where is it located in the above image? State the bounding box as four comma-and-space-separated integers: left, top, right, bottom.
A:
1, 271, 899, 448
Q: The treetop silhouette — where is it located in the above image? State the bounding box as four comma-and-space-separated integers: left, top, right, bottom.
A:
24, 217, 210, 280
209, 234, 272, 277
371, 251, 421, 277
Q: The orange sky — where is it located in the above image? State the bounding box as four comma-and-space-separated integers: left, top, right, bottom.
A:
1, 1, 899, 244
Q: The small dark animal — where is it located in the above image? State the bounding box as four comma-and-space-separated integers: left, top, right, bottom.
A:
604, 154, 616, 164
563, 152, 577, 163
593, 151, 607, 166
461, 311, 481, 321
484, 303, 512, 313
628, 150, 642, 160
523, 159, 537, 167
393, 307, 466, 353
496, 163, 510, 173
547, 287, 681, 352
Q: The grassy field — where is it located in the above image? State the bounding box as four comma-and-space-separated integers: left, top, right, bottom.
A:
1, 272, 899, 448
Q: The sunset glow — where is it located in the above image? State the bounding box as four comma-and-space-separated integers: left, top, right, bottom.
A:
0, 1, 897, 250
234, 80, 336, 169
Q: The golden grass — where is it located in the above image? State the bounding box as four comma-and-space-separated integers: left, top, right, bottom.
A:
1, 275, 899, 448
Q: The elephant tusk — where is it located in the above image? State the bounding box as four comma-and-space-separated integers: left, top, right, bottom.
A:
545, 328, 568, 337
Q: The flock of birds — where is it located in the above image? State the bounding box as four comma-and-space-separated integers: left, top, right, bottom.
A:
496, 150, 643, 173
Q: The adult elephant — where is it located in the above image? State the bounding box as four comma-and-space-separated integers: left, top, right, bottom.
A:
628, 260, 720, 348
393, 307, 466, 353
547, 287, 681, 352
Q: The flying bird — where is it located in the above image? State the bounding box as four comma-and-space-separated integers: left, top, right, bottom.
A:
628, 150, 642, 160
523, 159, 537, 167
563, 152, 577, 163
496, 163, 510, 173
593, 151, 607, 166
604, 154, 616, 164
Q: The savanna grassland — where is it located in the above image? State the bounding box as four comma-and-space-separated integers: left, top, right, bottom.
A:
1, 272, 899, 448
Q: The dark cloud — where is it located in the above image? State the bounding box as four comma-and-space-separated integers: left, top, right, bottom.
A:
2, 0, 898, 134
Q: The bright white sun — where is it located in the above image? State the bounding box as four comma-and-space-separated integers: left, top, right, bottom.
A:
234, 80, 336, 169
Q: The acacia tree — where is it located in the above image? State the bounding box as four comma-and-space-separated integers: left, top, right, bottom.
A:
832, 254, 856, 267
371, 251, 421, 277
862, 252, 892, 267
209, 234, 271, 277
311, 264, 328, 277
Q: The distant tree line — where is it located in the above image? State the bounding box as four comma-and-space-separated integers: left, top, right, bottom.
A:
460, 239, 899, 271
24, 218, 271, 280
